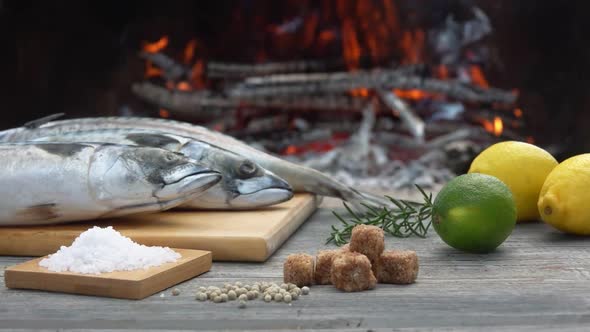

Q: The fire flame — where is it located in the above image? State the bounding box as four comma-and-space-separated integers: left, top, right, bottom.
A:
481, 117, 504, 137
350, 88, 370, 97
183, 39, 197, 64
393, 89, 430, 100
469, 65, 489, 88
342, 19, 361, 70
493, 117, 503, 136
142, 36, 169, 54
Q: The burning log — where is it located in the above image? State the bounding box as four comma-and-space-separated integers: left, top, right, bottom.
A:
141, 51, 346, 79
378, 90, 425, 142
132, 82, 367, 113
139, 52, 189, 82
207, 59, 343, 78
229, 69, 517, 105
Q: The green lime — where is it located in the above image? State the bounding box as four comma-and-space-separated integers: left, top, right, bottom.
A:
432, 173, 517, 253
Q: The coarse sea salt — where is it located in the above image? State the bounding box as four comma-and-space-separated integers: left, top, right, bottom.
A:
39, 226, 180, 274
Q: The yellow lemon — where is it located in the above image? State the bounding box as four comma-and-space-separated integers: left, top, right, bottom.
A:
538, 154, 590, 235
468, 141, 558, 222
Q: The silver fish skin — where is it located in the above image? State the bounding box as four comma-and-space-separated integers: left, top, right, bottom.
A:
31, 129, 294, 209
0, 116, 390, 208
0, 142, 222, 226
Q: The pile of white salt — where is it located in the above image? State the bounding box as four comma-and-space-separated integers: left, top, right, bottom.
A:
39, 226, 180, 274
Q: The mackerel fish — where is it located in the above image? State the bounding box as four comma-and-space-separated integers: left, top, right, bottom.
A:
0, 142, 221, 225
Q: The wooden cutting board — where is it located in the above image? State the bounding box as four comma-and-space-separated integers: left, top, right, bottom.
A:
5, 249, 211, 300
0, 194, 320, 262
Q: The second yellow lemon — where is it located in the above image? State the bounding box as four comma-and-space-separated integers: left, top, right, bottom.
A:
538, 154, 590, 235
468, 141, 558, 222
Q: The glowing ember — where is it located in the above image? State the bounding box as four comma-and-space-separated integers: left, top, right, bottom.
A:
400, 29, 425, 64
191, 60, 205, 89
493, 117, 503, 136
350, 88, 370, 98
393, 89, 430, 100
469, 65, 489, 88
176, 81, 191, 91
183, 39, 197, 64
159, 109, 170, 118
142, 36, 169, 54
144, 61, 162, 78
514, 108, 523, 118
342, 19, 361, 70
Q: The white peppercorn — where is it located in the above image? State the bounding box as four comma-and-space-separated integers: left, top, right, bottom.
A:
227, 290, 237, 301
172, 288, 180, 296
264, 294, 272, 302
213, 296, 222, 303
196, 292, 207, 301
284, 294, 292, 303
274, 293, 283, 302
220, 294, 228, 302
301, 286, 310, 295
238, 294, 248, 302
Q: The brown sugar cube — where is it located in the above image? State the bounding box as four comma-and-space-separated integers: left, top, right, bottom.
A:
330, 252, 377, 292
314, 249, 341, 285
339, 243, 351, 253
373, 250, 419, 284
283, 253, 314, 287
349, 225, 385, 262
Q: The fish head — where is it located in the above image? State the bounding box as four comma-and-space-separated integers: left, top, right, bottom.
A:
231, 166, 294, 208
180, 141, 293, 209
89, 145, 221, 208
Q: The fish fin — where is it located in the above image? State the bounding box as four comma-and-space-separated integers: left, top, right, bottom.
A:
23, 113, 66, 129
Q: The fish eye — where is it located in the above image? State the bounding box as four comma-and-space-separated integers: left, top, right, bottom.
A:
239, 160, 257, 176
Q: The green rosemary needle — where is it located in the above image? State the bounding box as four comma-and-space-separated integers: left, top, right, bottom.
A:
327, 185, 434, 246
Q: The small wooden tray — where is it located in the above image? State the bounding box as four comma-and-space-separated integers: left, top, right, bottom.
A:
4, 248, 211, 300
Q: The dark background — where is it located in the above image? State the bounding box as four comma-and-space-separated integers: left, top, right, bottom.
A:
1, 0, 589, 156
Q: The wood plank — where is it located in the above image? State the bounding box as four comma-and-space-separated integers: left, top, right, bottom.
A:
4, 249, 211, 300
0, 207, 589, 330
0, 194, 320, 262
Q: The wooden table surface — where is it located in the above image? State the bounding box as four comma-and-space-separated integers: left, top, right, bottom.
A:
1, 202, 590, 331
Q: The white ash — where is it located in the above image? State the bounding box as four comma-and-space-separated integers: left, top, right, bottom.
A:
39, 226, 180, 274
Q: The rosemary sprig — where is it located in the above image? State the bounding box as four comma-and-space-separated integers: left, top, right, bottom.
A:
327, 185, 434, 246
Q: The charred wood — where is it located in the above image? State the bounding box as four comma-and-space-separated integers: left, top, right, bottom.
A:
378, 90, 425, 141
229, 69, 517, 104
139, 52, 189, 82
132, 82, 367, 113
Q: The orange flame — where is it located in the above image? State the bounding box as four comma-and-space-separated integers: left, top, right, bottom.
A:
144, 61, 162, 78
183, 39, 197, 64
480, 117, 503, 137
176, 81, 191, 91
342, 19, 361, 70
142, 36, 169, 54
469, 65, 489, 88
159, 109, 170, 118
350, 88, 370, 97
190, 60, 206, 90
285, 145, 298, 155
493, 117, 503, 136
318, 30, 336, 44
514, 108, 523, 118
436, 65, 449, 80
393, 89, 430, 100
400, 29, 424, 64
